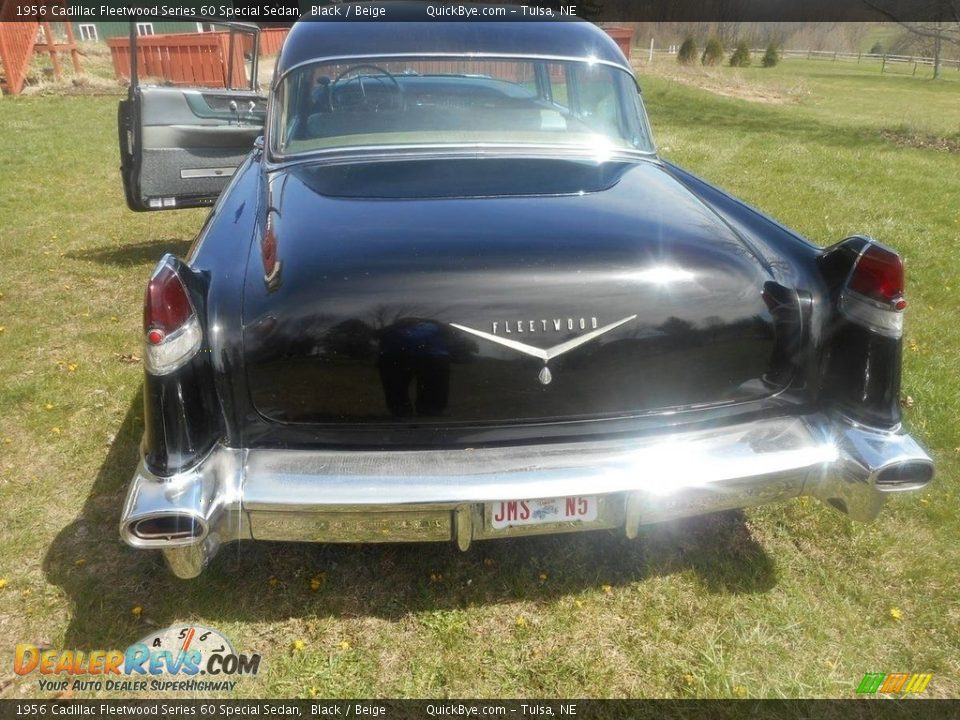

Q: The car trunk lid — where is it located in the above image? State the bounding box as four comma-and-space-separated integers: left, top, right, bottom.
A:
241, 158, 795, 428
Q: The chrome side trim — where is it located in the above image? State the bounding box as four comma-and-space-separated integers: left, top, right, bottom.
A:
118, 413, 934, 579
274, 53, 635, 90
180, 167, 237, 179
264, 142, 656, 170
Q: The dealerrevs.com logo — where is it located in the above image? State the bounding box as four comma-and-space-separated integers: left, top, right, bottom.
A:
14, 625, 260, 693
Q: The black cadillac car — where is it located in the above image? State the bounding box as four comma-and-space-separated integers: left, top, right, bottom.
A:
117, 13, 933, 578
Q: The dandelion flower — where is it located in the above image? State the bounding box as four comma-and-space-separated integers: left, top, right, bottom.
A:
889, 606, 903, 622
0, 578, 7, 590
515, 616, 527, 628
338, 640, 351, 650
310, 577, 322, 591
74, 558, 86, 567
684, 674, 695, 686
601, 584, 613, 594
0, 326, 5, 334
734, 685, 747, 698
45, 403, 54, 410
131, 606, 142, 619
308, 688, 319, 698
291, 639, 306, 652
68, 364, 78, 373
51, 427, 61, 435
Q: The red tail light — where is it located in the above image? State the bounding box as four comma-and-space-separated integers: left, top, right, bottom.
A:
848, 244, 906, 310
840, 242, 906, 338
144, 264, 194, 344
142, 258, 203, 375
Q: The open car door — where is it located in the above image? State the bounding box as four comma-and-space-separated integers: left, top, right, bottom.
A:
118, 21, 266, 211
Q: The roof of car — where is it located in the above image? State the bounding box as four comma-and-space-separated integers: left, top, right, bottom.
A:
276, 4, 632, 78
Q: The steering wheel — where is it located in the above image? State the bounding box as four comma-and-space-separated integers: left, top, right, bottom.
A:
331, 64, 403, 112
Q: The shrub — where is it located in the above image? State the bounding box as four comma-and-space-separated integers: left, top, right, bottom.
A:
869, 41, 884, 55
677, 36, 698, 65
701, 38, 724, 66
761, 43, 780, 67
729, 41, 752, 67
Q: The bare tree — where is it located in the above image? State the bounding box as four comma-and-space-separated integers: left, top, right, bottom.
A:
864, 0, 960, 78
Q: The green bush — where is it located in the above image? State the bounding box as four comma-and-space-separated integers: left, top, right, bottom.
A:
729, 41, 752, 67
761, 43, 780, 67
701, 38, 724, 66
677, 36, 698, 65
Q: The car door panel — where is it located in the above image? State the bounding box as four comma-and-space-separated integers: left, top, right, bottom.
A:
118, 22, 266, 212
137, 87, 264, 207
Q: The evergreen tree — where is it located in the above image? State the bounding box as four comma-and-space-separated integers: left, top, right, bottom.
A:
677, 37, 698, 65
729, 41, 752, 67
701, 38, 724, 66
762, 43, 780, 67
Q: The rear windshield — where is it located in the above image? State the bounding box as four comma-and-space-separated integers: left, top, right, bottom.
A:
271, 56, 654, 157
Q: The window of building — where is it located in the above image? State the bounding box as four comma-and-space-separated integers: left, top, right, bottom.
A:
78, 24, 98, 42
136, 23, 155, 36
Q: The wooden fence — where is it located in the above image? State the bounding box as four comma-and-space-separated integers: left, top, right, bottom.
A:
236, 27, 288, 59
0, 20, 81, 96
258, 28, 288, 56
648, 46, 960, 75
0, 22, 38, 96
107, 32, 249, 89
774, 49, 960, 73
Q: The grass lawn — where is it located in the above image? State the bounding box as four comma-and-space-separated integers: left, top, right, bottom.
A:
0, 57, 958, 699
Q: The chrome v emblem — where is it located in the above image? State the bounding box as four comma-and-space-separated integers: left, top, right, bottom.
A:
450, 315, 637, 385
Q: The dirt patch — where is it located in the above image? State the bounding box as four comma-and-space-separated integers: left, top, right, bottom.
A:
880, 129, 960, 153
634, 61, 809, 105
20, 76, 125, 97
20, 45, 125, 96
696, 83, 794, 104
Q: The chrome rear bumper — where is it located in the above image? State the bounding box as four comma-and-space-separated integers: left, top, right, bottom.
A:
119, 413, 934, 578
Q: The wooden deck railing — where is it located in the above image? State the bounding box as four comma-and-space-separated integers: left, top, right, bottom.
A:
0, 22, 39, 96
107, 32, 249, 89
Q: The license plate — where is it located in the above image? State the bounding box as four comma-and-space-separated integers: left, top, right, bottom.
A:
489, 496, 597, 529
